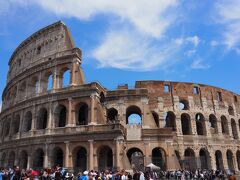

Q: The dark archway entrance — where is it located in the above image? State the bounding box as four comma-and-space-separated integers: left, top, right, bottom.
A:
52, 147, 64, 167
152, 148, 166, 170
184, 148, 196, 171
127, 148, 144, 171
74, 147, 87, 172
215, 150, 224, 170
19, 151, 28, 169
33, 149, 44, 169
199, 149, 211, 169
98, 146, 113, 171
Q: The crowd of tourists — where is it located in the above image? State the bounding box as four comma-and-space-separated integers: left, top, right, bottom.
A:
0, 165, 238, 180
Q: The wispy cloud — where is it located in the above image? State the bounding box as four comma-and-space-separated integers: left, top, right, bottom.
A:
214, 0, 240, 52
190, 59, 210, 69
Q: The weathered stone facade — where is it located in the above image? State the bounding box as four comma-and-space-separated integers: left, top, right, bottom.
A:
1, 21, 240, 172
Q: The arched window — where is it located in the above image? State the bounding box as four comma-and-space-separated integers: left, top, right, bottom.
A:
152, 148, 166, 170
4, 120, 10, 137
227, 150, 234, 172
215, 150, 224, 170
199, 149, 211, 170
62, 69, 71, 87
76, 103, 88, 125
52, 147, 64, 167
74, 147, 87, 172
181, 113, 191, 135
221, 115, 229, 135
179, 99, 189, 110
23, 111, 32, 132
12, 115, 20, 135
152, 111, 159, 128
184, 148, 196, 171
107, 108, 118, 122
37, 108, 48, 130
228, 106, 234, 116
47, 74, 53, 90
231, 119, 238, 139
19, 81, 27, 99
195, 113, 206, 135
54, 105, 67, 127
165, 111, 176, 130
98, 146, 113, 171
33, 149, 44, 169
127, 148, 144, 171
209, 114, 218, 134
126, 106, 142, 125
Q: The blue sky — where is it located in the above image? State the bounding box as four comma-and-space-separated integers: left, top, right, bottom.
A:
1, 0, 240, 109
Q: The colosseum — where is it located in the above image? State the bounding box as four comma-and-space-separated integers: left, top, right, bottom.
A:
0, 21, 240, 173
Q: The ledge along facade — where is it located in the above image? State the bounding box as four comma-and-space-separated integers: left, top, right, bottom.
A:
1, 21, 240, 172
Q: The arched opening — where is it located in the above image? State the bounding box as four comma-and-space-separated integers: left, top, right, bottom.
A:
199, 149, 211, 170
231, 119, 238, 139
29, 76, 39, 95
0, 153, 6, 167
47, 74, 53, 90
227, 150, 234, 172
181, 113, 191, 135
100, 92, 105, 104
23, 111, 32, 132
12, 115, 20, 135
152, 148, 166, 170
184, 148, 196, 171
236, 150, 240, 171
195, 113, 206, 135
215, 150, 224, 170
37, 108, 48, 130
52, 147, 64, 167
74, 147, 87, 172
228, 106, 234, 116
62, 69, 71, 87
126, 105, 142, 125
55, 105, 67, 127
127, 148, 144, 171
76, 103, 88, 125
33, 148, 44, 169
152, 111, 159, 128
19, 151, 28, 169
4, 120, 10, 137
209, 114, 218, 134
221, 115, 229, 135
165, 111, 176, 131
107, 108, 118, 123
8, 151, 15, 167
19, 81, 26, 100
98, 146, 113, 171
179, 99, 189, 110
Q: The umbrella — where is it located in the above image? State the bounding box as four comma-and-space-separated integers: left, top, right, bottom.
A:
146, 163, 161, 170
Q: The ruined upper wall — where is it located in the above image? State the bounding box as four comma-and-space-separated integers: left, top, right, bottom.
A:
7, 21, 75, 83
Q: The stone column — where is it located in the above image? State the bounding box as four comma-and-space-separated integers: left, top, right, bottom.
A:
70, 62, 76, 86
27, 151, 32, 169
67, 98, 75, 126
210, 151, 216, 170
233, 154, 239, 171
44, 143, 50, 168
115, 139, 120, 170
89, 94, 96, 125
65, 141, 72, 168
222, 151, 228, 170
47, 102, 53, 130
88, 140, 94, 170
53, 68, 58, 90
14, 150, 19, 166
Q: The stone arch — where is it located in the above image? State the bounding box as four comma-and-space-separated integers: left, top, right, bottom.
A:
127, 147, 144, 171
36, 108, 48, 130
19, 150, 28, 169
126, 105, 142, 125
52, 147, 64, 167
152, 111, 159, 128
47, 73, 53, 90
107, 108, 118, 123
73, 146, 87, 172
98, 145, 113, 171
76, 103, 88, 125
228, 106, 234, 116
181, 113, 191, 135
165, 111, 176, 131
54, 104, 67, 127
215, 150, 224, 170
8, 151, 15, 167
12, 114, 20, 135
231, 118, 238, 139
209, 114, 218, 134
152, 147, 166, 170
23, 111, 32, 132
199, 148, 211, 169
221, 115, 229, 135
60, 67, 71, 88
179, 99, 189, 110
195, 113, 206, 135
33, 148, 44, 169
184, 148, 196, 171
226, 149, 234, 172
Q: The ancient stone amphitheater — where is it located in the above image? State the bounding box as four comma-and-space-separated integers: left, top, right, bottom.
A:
0, 21, 240, 172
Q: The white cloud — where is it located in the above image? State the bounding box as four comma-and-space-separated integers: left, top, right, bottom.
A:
186, 36, 200, 47
185, 49, 196, 57
92, 29, 180, 71
215, 0, 240, 51
190, 59, 210, 69
210, 40, 219, 47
